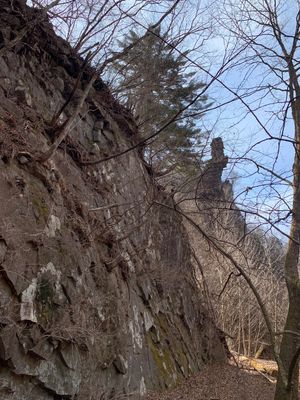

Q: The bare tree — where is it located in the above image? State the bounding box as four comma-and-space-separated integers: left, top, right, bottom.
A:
4, 1, 299, 397
196, 1, 300, 398
0, 0, 62, 57
40, 2, 300, 398
25, 0, 187, 162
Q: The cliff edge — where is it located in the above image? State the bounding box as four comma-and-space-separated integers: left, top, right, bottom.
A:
0, 2, 225, 399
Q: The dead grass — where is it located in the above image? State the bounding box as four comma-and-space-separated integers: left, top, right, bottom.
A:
146, 363, 275, 400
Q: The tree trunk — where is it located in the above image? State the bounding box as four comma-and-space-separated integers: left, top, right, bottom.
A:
275, 91, 300, 399
274, 290, 300, 400
39, 73, 97, 163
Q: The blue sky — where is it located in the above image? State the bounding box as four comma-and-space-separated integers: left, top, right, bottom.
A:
27, 0, 296, 239
183, 0, 297, 238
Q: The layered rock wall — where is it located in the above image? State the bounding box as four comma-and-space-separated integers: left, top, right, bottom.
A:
0, 2, 225, 399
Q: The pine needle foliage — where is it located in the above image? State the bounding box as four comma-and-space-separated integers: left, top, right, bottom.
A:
111, 28, 211, 176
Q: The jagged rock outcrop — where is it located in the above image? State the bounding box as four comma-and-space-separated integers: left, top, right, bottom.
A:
0, 2, 225, 399
175, 138, 286, 359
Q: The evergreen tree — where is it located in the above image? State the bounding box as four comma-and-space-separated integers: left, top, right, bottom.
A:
111, 28, 210, 175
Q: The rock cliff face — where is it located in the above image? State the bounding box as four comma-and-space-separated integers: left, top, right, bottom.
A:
0, 2, 225, 399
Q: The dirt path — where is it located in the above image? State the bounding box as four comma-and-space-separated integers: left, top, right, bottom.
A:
146, 364, 275, 400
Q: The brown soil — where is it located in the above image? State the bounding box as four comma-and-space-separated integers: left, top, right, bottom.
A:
146, 364, 275, 400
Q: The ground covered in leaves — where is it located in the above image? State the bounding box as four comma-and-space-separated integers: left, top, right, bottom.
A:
146, 364, 275, 400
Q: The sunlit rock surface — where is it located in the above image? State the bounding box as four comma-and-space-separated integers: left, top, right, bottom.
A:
0, 1, 225, 398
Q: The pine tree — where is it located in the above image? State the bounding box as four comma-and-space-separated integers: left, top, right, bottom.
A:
111, 28, 210, 175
